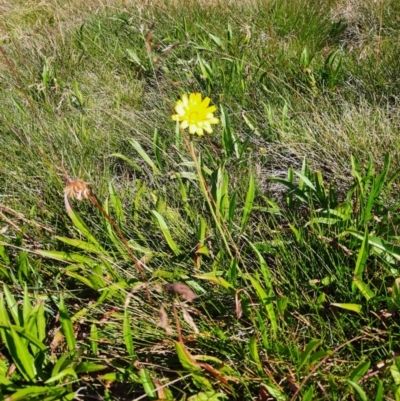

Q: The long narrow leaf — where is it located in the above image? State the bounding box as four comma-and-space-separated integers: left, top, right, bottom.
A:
352, 228, 369, 292
245, 274, 277, 335
130, 139, 159, 175
349, 360, 371, 382
8, 323, 36, 381
109, 183, 125, 226
348, 380, 368, 401
152, 211, 180, 255
298, 339, 321, 370
123, 308, 135, 357
59, 295, 76, 352
241, 174, 255, 232
4, 284, 20, 326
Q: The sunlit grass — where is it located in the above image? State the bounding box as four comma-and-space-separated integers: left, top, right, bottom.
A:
1, 0, 400, 400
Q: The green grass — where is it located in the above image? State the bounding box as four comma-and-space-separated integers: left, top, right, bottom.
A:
1, 0, 400, 399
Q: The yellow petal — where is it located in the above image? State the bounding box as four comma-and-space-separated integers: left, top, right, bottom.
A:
189, 124, 197, 134
194, 93, 202, 104
175, 101, 186, 115
205, 105, 216, 114
201, 97, 211, 108
181, 94, 189, 106
203, 122, 212, 133
196, 127, 204, 136
189, 93, 197, 104
181, 120, 189, 129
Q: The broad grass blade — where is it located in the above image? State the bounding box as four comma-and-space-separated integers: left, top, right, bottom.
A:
331, 303, 362, 314
139, 368, 157, 400
90, 324, 98, 356
241, 173, 255, 232
3, 284, 20, 326
123, 308, 135, 357
347, 380, 368, 401
109, 183, 125, 226
129, 139, 159, 175
298, 339, 321, 370
352, 228, 369, 292
152, 211, 180, 255
349, 360, 370, 382
59, 295, 76, 352
9, 324, 36, 381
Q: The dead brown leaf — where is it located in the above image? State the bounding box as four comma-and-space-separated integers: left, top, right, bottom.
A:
181, 304, 199, 334
164, 282, 197, 302
159, 306, 173, 335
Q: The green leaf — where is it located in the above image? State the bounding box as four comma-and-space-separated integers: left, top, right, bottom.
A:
353, 227, 369, 292
255, 310, 269, 349
0, 323, 47, 351
64, 267, 98, 290
264, 384, 286, 401
109, 153, 143, 172
59, 295, 76, 352
76, 362, 106, 373
348, 380, 368, 401
36, 250, 97, 266
8, 323, 36, 381
123, 307, 135, 357
212, 168, 229, 220
245, 273, 277, 335
4, 284, 20, 326
36, 302, 46, 344
302, 387, 314, 401
390, 278, 400, 312
4, 386, 65, 401
240, 173, 255, 232
64, 207, 105, 251
391, 363, 400, 385
220, 104, 238, 158
248, 336, 261, 366
309, 349, 333, 365
175, 341, 202, 372
126, 48, 146, 70
109, 183, 125, 226
331, 303, 362, 314
22, 284, 31, 323
228, 190, 237, 231
248, 242, 272, 291
0, 243, 10, 266
349, 360, 371, 383
188, 391, 228, 401
353, 277, 375, 301
270, 177, 308, 203
347, 230, 400, 261
298, 339, 321, 370
374, 380, 383, 401
139, 368, 157, 400
209, 33, 224, 49
129, 139, 159, 175
152, 210, 180, 255
153, 128, 163, 170
365, 154, 390, 221
45, 367, 78, 384
55, 236, 108, 255
90, 324, 98, 356
195, 272, 235, 290
294, 171, 316, 192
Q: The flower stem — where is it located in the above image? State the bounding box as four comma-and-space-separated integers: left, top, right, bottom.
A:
188, 139, 233, 259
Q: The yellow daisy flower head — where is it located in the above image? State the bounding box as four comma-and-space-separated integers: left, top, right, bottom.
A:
172, 93, 220, 136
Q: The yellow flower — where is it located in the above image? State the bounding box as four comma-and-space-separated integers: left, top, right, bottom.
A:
172, 93, 220, 136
